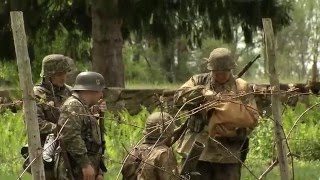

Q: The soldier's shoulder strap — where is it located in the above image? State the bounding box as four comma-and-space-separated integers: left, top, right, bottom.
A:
235, 78, 249, 92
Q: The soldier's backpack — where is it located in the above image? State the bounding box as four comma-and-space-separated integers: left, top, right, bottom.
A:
121, 145, 151, 180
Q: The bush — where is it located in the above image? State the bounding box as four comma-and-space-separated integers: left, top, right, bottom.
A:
283, 103, 320, 160
249, 101, 320, 161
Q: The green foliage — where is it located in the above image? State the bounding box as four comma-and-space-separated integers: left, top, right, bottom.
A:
123, 43, 167, 84
249, 101, 320, 162
0, 110, 26, 175
242, 160, 320, 180
0, 61, 19, 87
104, 108, 149, 178
283, 103, 320, 160
1, 101, 320, 179
249, 118, 275, 160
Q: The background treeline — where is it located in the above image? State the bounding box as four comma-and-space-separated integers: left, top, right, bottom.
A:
1, 0, 305, 87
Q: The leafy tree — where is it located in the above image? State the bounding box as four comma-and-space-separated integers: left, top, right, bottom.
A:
0, 0, 292, 86
276, 0, 320, 82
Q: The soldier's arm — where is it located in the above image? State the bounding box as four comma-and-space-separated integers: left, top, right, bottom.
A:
174, 76, 206, 108
155, 148, 179, 180
59, 103, 91, 168
35, 97, 57, 135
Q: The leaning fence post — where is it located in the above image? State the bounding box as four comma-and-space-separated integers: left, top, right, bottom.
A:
262, 18, 290, 180
10, 11, 45, 180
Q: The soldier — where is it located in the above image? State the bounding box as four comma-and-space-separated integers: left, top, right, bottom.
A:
174, 48, 259, 180
122, 112, 179, 180
30, 54, 72, 179
35, 54, 72, 145
55, 71, 106, 180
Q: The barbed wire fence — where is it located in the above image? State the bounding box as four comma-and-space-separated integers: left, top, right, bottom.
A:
0, 88, 319, 179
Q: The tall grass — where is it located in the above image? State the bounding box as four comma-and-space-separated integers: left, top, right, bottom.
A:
1, 102, 320, 179
0, 110, 26, 176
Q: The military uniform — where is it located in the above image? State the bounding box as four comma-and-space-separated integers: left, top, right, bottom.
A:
35, 54, 72, 144
55, 71, 106, 179
34, 83, 71, 145
25, 54, 71, 180
174, 48, 259, 180
122, 112, 179, 180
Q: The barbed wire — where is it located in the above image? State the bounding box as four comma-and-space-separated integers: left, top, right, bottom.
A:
1, 89, 319, 110
1, 88, 319, 179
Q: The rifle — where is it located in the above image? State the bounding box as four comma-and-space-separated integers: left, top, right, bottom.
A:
97, 103, 108, 173
236, 54, 261, 78
180, 141, 205, 179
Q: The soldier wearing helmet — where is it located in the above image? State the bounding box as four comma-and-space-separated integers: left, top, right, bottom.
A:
28, 54, 72, 179
56, 71, 107, 180
174, 48, 258, 180
121, 112, 179, 180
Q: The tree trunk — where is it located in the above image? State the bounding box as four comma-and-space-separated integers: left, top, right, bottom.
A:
91, 0, 124, 87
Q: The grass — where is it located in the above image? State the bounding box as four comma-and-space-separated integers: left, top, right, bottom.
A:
1, 107, 320, 180
2, 161, 319, 180
241, 160, 320, 180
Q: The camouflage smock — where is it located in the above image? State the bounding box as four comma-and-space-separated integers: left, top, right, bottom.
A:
33, 82, 71, 145
55, 93, 104, 179
137, 143, 179, 180
174, 72, 258, 163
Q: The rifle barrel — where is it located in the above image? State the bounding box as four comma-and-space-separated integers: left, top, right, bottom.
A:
237, 54, 261, 78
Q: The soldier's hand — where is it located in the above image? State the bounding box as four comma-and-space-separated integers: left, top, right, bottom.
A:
96, 174, 103, 180
202, 89, 218, 101
82, 164, 96, 180
98, 99, 107, 112
187, 115, 205, 133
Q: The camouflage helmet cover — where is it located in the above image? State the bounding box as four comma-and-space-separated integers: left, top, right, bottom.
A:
40, 54, 71, 77
143, 112, 175, 139
72, 71, 106, 91
206, 48, 236, 71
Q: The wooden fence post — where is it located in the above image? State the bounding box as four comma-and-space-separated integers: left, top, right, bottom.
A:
262, 18, 290, 180
10, 11, 45, 180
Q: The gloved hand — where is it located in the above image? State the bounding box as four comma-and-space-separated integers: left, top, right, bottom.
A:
187, 114, 206, 133
202, 89, 219, 101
